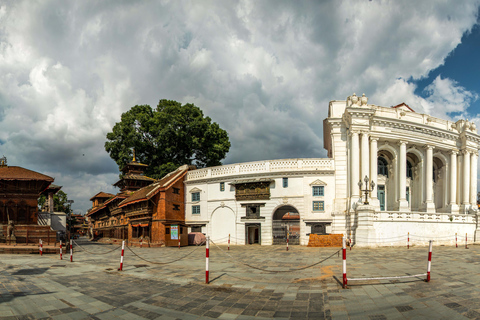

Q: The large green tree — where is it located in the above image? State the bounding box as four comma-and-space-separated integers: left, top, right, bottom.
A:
105, 99, 231, 179
38, 190, 73, 214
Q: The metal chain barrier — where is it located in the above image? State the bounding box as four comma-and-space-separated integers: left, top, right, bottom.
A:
125, 240, 205, 265
210, 239, 341, 273
73, 240, 122, 255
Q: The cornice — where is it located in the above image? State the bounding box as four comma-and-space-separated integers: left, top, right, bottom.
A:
372, 118, 459, 141
184, 170, 335, 185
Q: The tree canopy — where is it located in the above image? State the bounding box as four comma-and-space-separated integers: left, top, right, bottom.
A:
105, 99, 231, 179
38, 190, 73, 214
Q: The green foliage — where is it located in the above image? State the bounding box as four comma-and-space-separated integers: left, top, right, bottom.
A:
105, 99, 231, 179
38, 190, 73, 214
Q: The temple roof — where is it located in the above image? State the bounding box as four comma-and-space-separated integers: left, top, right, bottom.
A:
118, 165, 190, 208
89, 191, 115, 201
113, 174, 156, 187
0, 166, 54, 182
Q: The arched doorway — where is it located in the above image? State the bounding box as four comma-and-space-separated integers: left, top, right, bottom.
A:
272, 205, 300, 245
211, 207, 235, 244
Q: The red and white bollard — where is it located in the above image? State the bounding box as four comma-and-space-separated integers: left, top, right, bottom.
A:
465, 233, 468, 249
407, 232, 410, 249
140, 238, 143, 248
228, 234, 230, 251
426, 240, 433, 282
60, 240, 63, 260
39, 239, 43, 256
70, 239, 73, 262
206, 236, 210, 284
349, 238, 352, 251
342, 236, 347, 288
118, 240, 125, 271
456, 233, 458, 248
286, 232, 289, 251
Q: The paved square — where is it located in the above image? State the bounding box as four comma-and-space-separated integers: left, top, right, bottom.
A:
0, 238, 479, 319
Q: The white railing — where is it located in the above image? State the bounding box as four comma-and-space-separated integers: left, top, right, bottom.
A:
186, 158, 334, 181
372, 211, 475, 223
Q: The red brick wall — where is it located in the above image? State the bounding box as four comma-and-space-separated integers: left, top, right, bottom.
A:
307, 234, 344, 247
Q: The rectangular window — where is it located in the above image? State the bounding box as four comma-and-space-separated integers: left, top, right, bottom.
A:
283, 177, 288, 188
312, 186, 324, 196
192, 205, 200, 214
166, 228, 170, 235
173, 204, 180, 211
313, 201, 324, 211
220, 182, 225, 192
191, 226, 202, 233
173, 187, 180, 194
192, 192, 200, 202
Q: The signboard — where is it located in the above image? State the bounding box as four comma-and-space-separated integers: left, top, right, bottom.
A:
171, 225, 179, 240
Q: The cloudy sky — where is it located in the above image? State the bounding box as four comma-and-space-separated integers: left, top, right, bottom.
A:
1, 1, 479, 213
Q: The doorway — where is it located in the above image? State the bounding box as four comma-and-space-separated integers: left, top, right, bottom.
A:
272, 205, 300, 245
245, 224, 260, 244
378, 185, 386, 211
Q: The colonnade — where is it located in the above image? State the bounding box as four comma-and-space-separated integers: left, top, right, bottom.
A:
349, 130, 478, 213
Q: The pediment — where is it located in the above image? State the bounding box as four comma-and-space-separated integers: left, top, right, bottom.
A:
189, 187, 202, 193
310, 179, 327, 186
392, 103, 415, 113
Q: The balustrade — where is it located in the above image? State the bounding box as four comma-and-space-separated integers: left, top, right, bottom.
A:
186, 158, 334, 181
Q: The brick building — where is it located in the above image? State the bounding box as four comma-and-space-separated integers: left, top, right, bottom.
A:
87, 156, 192, 246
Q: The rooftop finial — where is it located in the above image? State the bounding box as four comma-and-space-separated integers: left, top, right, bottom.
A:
0, 155, 7, 167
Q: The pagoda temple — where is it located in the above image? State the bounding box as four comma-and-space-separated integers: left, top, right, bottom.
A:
0, 156, 55, 243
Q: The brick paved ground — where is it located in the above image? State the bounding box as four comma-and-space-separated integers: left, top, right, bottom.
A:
0, 237, 479, 319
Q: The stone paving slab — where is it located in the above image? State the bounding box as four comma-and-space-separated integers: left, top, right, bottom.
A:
0, 238, 479, 319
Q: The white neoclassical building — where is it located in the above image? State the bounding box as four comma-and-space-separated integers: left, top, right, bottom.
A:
184, 94, 480, 246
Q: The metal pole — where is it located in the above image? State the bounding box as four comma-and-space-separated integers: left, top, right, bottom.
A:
70, 238, 73, 262
342, 236, 347, 288
178, 234, 181, 249
118, 240, 125, 271
206, 236, 210, 284
456, 233, 457, 248
465, 233, 468, 249
426, 240, 433, 282
60, 240, 63, 260
286, 231, 289, 251
407, 232, 409, 249
228, 234, 230, 251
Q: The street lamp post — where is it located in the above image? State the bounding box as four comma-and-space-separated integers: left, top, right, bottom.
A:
358, 176, 375, 205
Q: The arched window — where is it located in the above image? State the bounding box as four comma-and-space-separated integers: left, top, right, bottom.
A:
407, 161, 413, 178
378, 157, 388, 177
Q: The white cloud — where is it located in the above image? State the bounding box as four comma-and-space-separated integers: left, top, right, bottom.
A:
0, 0, 479, 212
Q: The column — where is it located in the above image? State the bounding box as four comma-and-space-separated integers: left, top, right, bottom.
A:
424, 145, 435, 212
397, 141, 409, 211
361, 132, 370, 183
462, 149, 470, 209
350, 131, 360, 198
449, 150, 458, 213
370, 138, 378, 200
470, 151, 478, 211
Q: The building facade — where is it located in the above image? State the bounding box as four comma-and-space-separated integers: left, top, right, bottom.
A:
184, 94, 480, 246
87, 158, 192, 246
